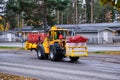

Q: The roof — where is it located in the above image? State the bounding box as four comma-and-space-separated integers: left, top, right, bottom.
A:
109, 27, 120, 31
13, 26, 44, 32
57, 23, 120, 28
22, 26, 34, 30
14, 26, 34, 31
3, 31, 16, 34
57, 23, 120, 32
99, 28, 116, 32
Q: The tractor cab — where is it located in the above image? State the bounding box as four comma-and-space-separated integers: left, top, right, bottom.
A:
48, 26, 69, 46
49, 30, 68, 40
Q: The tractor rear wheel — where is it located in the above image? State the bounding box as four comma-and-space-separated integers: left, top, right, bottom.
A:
37, 45, 45, 59
70, 57, 79, 61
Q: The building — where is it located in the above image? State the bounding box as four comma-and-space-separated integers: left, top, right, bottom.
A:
57, 23, 120, 44
0, 26, 43, 42
0, 31, 16, 42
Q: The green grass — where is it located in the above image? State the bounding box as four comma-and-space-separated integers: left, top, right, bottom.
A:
89, 51, 120, 55
0, 46, 24, 50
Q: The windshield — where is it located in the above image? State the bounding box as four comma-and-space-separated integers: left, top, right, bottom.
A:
54, 30, 67, 39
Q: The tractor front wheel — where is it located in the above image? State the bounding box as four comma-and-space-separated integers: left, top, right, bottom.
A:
37, 45, 45, 59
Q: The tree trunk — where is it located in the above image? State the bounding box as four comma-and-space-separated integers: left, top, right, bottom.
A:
85, 0, 91, 23
57, 10, 60, 24
43, 0, 47, 33
91, 0, 94, 23
75, 0, 78, 24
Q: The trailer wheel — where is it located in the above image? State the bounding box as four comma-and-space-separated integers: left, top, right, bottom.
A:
37, 45, 45, 59
49, 45, 57, 61
70, 57, 79, 61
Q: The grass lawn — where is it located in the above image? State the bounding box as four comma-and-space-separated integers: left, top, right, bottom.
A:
0, 46, 24, 50
89, 51, 120, 55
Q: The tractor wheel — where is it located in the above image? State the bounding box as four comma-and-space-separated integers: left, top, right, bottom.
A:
70, 57, 79, 61
37, 45, 45, 59
49, 45, 57, 61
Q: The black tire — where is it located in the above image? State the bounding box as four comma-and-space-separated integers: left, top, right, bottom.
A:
45, 54, 49, 59
49, 45, 57, 61
37, 45, 45, 59
70, 57, 79, 61
54, 42, 64, 60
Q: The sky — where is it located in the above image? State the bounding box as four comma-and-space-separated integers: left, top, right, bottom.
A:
0, 0, 8, 15
83, 0, 86, 4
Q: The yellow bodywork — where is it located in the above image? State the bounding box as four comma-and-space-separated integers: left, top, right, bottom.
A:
42, 37, 50, 54
25, 41, 37, 50
66, 45, 88, 57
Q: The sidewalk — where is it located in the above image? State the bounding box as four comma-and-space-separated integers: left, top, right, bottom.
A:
0, 42, 25, 48
87, 43, 120, 47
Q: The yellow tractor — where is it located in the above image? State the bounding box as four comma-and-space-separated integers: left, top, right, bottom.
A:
25, 26, 88, 61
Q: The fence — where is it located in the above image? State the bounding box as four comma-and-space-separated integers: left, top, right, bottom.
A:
87, 36, 120, 44
0, 37, 21, 42
113, 36, 120, 43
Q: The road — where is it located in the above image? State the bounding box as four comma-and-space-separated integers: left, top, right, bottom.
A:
0, 50, 120, 80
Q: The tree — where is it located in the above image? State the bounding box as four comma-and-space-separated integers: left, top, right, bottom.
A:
0, 16, 4, 31
93, 0, 105, 23
0, 0, 6, 31
100, 0, 119, 22
100, 0, 120, 10
47, 0, 70, 25
6, 0, 36, 29
81, 0, 116, 23
6, 0, 70, 30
